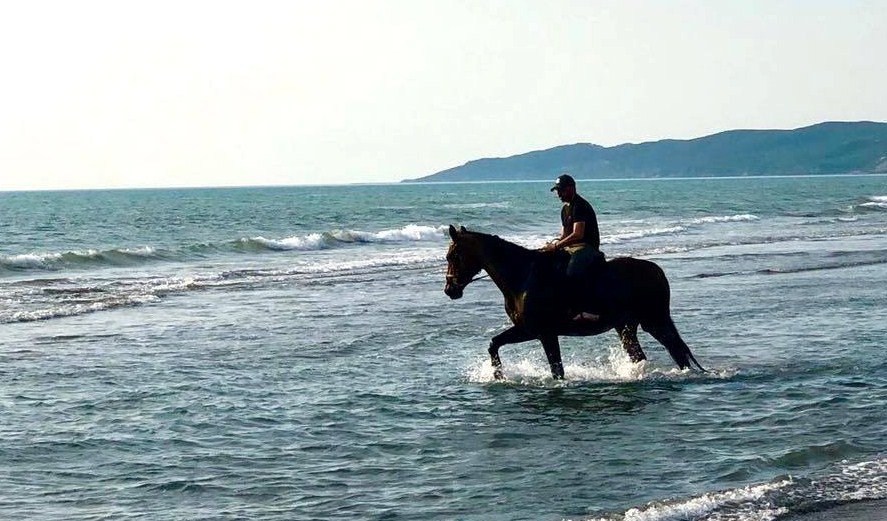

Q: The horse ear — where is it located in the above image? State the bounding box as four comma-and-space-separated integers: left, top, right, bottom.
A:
448, 225, 458, 241
460, 226, 467, 233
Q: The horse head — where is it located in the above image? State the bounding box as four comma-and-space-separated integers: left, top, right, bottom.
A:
444, 225, 484, 300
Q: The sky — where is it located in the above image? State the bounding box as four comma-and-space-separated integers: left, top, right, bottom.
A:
1, 1, 885, 191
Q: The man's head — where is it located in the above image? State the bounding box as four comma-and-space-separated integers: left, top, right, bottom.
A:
550, 173, 576, 202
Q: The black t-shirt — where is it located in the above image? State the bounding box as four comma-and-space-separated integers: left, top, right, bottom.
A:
561, 194, 600, 250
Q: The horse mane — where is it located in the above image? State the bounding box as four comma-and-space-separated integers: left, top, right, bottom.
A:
462, 230, 543, 261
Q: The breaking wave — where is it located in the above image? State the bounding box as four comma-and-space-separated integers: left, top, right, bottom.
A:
860, 195, 887, 209
0, 247, 447, 324
442, 202, 511, 209
0, 246, 163, 272
0, 276, 199, 324
0, 214, 768, 276
0, 225, 448, 274
241, 224, 447, 251
582, 457, 887, 521
685, 214, 759, 224
603, 226, 687, 244
600, 215, 758, 245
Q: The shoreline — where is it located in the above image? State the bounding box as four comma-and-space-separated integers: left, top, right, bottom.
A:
787, 500, 887, 520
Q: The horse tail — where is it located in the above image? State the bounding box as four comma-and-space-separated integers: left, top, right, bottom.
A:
641, 317, 707, 372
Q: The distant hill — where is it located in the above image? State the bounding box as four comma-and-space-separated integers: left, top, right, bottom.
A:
405, 121, 887, 182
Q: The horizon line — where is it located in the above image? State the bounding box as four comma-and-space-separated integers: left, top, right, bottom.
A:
2, 172, 886, 194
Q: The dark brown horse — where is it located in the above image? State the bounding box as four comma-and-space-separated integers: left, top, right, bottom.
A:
444, 225, 704, 379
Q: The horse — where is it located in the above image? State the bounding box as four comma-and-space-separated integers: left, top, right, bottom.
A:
444, 225, 704, 379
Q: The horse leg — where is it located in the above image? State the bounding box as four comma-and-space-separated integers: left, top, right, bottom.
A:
641, 317, 704, 371
489, 326, 534, 379
616, 323, 647, 363
540, 334, 565, 380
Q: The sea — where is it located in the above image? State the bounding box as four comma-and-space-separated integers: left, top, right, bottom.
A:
1, 175, 886, 520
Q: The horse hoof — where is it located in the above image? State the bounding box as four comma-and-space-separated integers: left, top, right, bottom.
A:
493, 368, 504, 380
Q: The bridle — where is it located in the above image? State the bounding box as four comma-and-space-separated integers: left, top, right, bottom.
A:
445, 250, 489, 290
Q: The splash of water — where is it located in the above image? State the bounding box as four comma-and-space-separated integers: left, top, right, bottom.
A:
465, 343, 734, 385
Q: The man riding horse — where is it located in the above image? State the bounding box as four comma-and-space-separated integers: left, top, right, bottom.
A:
443, 174, 705, 379
539, 173, 605, 322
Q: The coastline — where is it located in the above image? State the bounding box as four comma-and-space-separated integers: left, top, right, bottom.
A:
787, 500, 887, 520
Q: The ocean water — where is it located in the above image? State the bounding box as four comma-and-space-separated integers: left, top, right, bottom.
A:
1, 176, 885, 520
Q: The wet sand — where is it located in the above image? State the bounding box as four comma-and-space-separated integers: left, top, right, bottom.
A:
789, 500, 887, 521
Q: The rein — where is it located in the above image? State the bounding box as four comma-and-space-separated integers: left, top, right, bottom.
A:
445, 271, 490, 289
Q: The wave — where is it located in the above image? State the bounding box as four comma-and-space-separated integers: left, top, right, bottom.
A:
443, 202, 511, 209
602, 226, 687, 244
238, 225, 446, 251
685, 214, 759, 225
692, 255, 887, 279
853, 195, 887, 211
687, 213, 760, 224
600, 215, 760, 245
0, 246, 447, 324
0, 225, 448, 275
0, 246, 164, 272
239, 233, 329, 251
583, 457, 887, 521
0, 213, 775, 276
0, 276, 199, 324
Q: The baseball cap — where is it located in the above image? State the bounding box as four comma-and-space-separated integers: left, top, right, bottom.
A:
550, 174, 576, 191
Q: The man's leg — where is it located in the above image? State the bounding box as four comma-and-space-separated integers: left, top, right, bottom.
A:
566, 246, 600, 322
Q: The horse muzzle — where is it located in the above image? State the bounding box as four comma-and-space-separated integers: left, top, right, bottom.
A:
444, 282, 464, 299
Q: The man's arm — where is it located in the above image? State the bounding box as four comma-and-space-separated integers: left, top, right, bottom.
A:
555, 221, 585, 249
541, 222, 585, 251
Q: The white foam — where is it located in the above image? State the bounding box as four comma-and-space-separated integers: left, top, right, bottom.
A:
465, 344, 734, 385
602, 226, 686, 244
337, 224, 447, 242
500, 233, 551, 249
639, 246, 693, 256
1, 249, 102, 268
248, 233, 329, 251
1, 252, 59, 268
579, 457, 887, 521
299, 251, 444, 275
0, 246, 161, 269
858, 195, 887, 209
3, 293, 161, 323
686, 214, 760, 225
821, 457, 887, 501
0, 276, 200, 324
443, 202, 511, 209
245, 225, 447, 252
120, 245, 157, 256
601, 480, 792, 521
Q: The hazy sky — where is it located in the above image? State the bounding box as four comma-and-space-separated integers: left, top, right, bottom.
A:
1, 1, 885, 191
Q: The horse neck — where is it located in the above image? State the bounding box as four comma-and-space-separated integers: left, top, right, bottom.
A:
472, 235, 534, 298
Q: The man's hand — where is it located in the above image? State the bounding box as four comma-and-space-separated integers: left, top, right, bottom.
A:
540, 241, 559, 252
